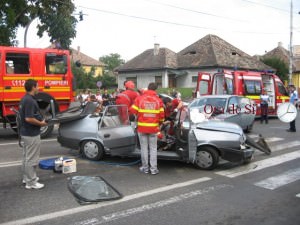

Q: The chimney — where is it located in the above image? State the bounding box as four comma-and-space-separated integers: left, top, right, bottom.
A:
154, 43, 160, 56
77, 46, 80, 55
278, 42, 283, 47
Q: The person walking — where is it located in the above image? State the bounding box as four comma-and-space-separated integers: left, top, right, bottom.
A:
130, 82, 164, 175
260, 90, 269, 124
19, 79, 47, 189
287, 85, 298, 132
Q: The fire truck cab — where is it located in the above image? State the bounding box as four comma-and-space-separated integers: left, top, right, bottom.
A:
194, 70, 289, 116
0, 46, 75, 138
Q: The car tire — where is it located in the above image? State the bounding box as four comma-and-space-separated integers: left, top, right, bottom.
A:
40, 125, 54, 139
194, 146, 219, 170
81, 140, 104, 161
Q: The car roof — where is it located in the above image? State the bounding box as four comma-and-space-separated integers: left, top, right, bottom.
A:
195, 95, 241, 99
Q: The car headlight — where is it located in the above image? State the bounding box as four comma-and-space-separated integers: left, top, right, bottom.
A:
239, 133, 246, 145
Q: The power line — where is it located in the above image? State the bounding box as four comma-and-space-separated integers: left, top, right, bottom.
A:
78, 4, 285, 35
142, 0, 249, 22
240, 0, 300, 15
78, 5, 217, 31
52, 0, 288, 35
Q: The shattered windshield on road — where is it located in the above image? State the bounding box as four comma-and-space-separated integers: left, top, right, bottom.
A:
68, 176, 122, 205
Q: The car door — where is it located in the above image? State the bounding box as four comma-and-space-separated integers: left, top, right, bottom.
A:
98, 105, 136, 156
238, 97, 255, 129
225, 96, 242, 127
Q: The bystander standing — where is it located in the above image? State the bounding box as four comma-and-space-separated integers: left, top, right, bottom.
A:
19, 79, 47, 189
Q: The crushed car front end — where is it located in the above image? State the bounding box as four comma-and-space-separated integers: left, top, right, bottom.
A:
190, 121, 255, 166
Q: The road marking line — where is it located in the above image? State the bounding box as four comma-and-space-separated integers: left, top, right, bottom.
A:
0, 177, 212, 225
74, 184, 232, 225
265, 137, 284, 142
269, 141, 300, 152
254, 141, 300, 155
296, 193, 300, 198
254, 168, 300, 190
215, 150, 300, 178
0, 138, 57, 146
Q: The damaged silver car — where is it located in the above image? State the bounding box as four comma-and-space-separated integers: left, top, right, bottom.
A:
56, 104, 270, 170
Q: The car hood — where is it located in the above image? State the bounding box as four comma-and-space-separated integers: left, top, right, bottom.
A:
195, 120, 243, 135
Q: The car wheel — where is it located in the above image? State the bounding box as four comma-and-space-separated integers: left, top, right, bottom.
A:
40, 125, 54, 139
194, 146, 219, 170
81, 140, 104, 161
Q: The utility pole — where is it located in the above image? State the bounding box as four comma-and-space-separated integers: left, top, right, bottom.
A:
288, 0, 293, 85
24, 17, 36, 47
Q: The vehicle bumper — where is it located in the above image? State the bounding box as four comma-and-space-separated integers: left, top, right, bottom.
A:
221, 145, 254, 163
243, 146, 255, 159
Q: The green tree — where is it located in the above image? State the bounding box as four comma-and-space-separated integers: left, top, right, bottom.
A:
99, 53, 125, 71
72, 63, 98, 90
98, 53, 125, 88
0, 0, 77, 48
261, 57, 289, 81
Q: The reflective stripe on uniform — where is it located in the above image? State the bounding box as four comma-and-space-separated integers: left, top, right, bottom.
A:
139, 109, 160, 113
132, 105, 139, 110
137, 122, 159, 127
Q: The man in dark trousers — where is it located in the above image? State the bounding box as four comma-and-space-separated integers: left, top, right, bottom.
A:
19, 79, 47, 189
287, 85, 298, 132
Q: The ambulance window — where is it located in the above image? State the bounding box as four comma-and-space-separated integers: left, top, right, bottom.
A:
225, 78, 233, 94
244, 80, 261, 95
5, 53, 30, 74
46, 54, 67, 74
277, 82, 288, 96
199, 80, 208, 94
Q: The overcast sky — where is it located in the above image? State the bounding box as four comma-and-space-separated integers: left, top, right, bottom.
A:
17, 0, 300, 61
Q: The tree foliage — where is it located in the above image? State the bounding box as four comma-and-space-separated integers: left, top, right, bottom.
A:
99, 53, 125, 71
0, 0, 77, 48
261, 57, 289, 81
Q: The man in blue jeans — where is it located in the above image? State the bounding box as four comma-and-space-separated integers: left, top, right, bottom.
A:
287, 85, 298, 132
19, 79, 47, 189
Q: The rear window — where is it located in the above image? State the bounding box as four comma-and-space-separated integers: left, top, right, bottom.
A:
190, 97, 226, 109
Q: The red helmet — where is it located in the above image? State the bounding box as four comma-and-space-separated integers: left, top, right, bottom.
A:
125, 81, 135, 89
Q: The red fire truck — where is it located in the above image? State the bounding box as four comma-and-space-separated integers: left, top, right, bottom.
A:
194, 69, 289, 116
0, 46, 75, 138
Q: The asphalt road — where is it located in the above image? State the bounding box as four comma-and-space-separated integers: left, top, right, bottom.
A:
0, 116, 299, 225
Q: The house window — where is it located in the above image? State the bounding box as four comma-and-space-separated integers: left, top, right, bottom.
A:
126, 77, 137, 87
192, 76, 198, 82
155, 76, 162, 88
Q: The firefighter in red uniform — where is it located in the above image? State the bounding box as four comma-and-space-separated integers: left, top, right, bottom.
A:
162, 94, 183, 135
130, 82, 164, 175
115, 80, 139, 124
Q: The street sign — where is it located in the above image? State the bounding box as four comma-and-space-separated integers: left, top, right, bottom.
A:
96, 81, 102, 88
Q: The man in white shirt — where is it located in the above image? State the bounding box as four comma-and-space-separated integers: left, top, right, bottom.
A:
260, 90, 269, 124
